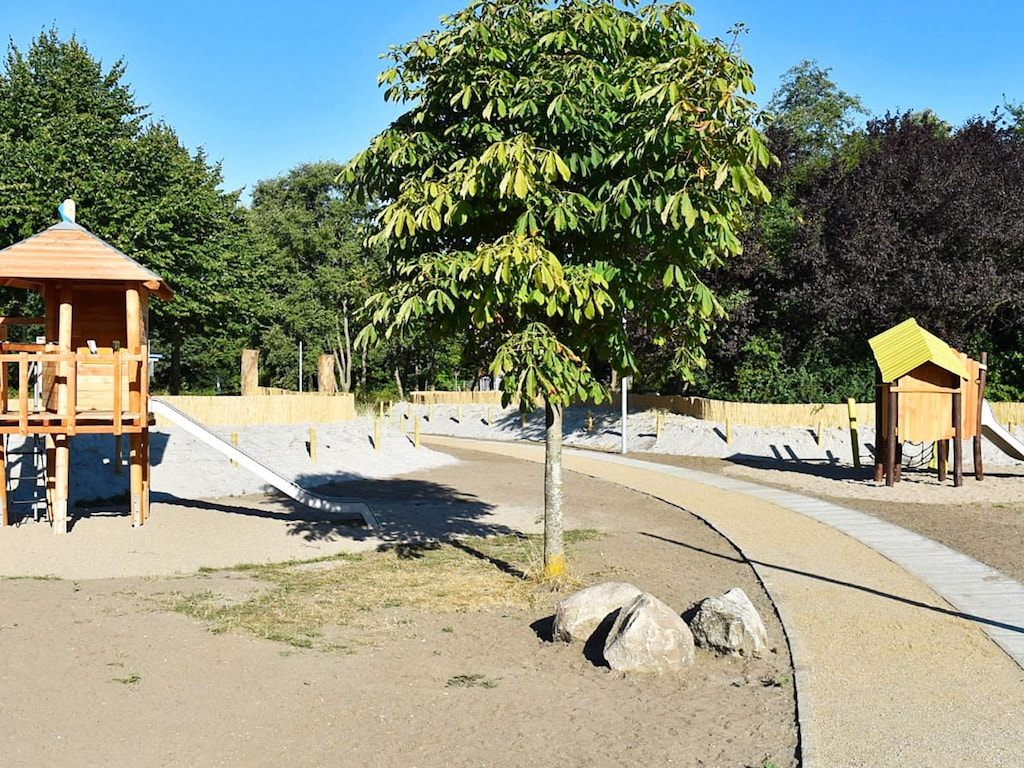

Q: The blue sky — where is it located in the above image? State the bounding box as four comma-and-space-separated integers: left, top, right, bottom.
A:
5, 0, 1022, 202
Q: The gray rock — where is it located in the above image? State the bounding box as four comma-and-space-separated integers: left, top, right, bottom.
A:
552, 582, 643, 643
603, 593, 695, 673
689, 587, 768, 657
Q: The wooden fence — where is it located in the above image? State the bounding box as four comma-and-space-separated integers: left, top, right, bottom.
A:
153, 394, 356, 426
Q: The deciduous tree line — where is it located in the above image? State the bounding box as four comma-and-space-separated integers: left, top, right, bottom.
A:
3, 19, 1024, 407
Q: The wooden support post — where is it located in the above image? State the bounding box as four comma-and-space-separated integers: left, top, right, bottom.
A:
816, 420, 823, 447
847, 398, 861, 468
414, 418, 420, 448
241, 349, 260, 396
0, 438, 7, 527
725, 418, 732, 444
886, 388, 897, 487
399, 415, 406, 435
974, 352, 987, 481
457, 403, 462, 423
231, 432, 239, 467
378, 400, 384, 418
937, 439, 948, 482
374, 418, 381, 452
317, 354, 336, 394
874, 372, 885, 483
53, 433, 69, 534
126, 286, 146, 525
487, 405, 493, 425
141, 429, 151, 524
953, 390, 963, 487
129, 432, 143, 526
309, 427, 317, 463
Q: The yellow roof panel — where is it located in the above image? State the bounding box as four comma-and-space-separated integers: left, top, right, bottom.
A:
868, 318, 968, 382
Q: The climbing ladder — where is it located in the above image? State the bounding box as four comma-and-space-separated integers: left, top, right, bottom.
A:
1, 433, 48, 525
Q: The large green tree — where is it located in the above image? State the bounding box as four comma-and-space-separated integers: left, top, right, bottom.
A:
346, 0, 771, 579
0, 30, 253, 392
249, 162, 386, 392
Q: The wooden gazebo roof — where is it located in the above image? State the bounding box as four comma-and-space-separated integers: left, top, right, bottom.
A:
0, 221, 173, 301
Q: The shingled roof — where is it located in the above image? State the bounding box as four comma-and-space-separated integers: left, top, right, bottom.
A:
0, 221, 173, 301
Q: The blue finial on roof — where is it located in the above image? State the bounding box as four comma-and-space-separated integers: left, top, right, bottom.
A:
58, 199, 76, 223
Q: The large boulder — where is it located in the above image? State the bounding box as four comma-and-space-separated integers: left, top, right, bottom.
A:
689, 587, 768, 657
603, 593, 695, 673
552, 582, 643, 643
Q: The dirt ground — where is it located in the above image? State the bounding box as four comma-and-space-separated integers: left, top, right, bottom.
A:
0, 447, 798, 768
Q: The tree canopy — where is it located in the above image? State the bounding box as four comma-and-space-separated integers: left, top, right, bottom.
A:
0, 29, 254, 392
346, 0, 773, 577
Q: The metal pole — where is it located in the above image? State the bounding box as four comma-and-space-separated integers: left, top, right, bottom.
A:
620, 376, 630, 454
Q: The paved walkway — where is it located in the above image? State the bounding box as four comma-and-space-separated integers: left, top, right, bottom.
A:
426, 437, 1024, 768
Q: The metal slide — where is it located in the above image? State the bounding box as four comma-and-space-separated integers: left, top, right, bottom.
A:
979, 399, 1024, 462
149, 398, 379, 528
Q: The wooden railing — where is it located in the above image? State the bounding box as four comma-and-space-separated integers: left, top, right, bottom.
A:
0, 345, 147, 435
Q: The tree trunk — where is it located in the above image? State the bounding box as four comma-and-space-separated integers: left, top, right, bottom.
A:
543, 397, 566, 580
334, 304, 353, 393
394, 366, 404, 400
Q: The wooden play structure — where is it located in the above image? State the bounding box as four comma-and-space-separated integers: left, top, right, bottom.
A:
869, 318, 987, 487
0, 201, 172, 533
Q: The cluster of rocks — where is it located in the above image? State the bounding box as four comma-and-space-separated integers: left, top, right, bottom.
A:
552, 581, 768, 673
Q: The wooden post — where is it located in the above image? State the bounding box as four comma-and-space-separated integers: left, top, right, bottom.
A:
126, 286, 145, 526
230, 432, 239, 467
457, 403, 462, 423
487, 405, 493, 425
317, 354, 337, 394
974, 352, 987, 481
886, 387, 897, 487
586, 411, 593, 433
725, 418, 732, 444
374, 418, 381, 452
309, 427, 317, 462
241, 349, 260, 396
0, 438, 7, 527
114, 434, 123, 475
937, 439, 948, 482
953, 389, 963, 487
53, 433, 69, 534
656, 412, 663, 440
53, 287, 73, 534
874, 370, 885, 483
816, 420, 823, 447
414, 418, 420, 448
847, 398, 861, 468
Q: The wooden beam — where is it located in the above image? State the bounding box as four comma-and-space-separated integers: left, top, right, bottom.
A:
52, 433, 68, 535
974, 352, 987, 481
953, 389, 963, 487
0, 437, 7, 527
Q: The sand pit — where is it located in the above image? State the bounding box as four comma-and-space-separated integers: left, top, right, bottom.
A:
2, 403, 1021, 767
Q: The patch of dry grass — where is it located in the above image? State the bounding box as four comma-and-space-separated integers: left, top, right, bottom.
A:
164, 530, 602, 650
